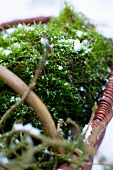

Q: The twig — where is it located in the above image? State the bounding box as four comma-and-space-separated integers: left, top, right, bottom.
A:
0, 47, 60, 150
0, 88, 31, 125
0, 40, 51, 125
1, 129, 68, 150
66, 118, 81, 138
82, 102, 98, 138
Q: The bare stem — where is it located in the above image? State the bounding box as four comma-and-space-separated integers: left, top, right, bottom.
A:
0, 40, 51, 125
2, 129, 68, 150
0, 52, 59, 147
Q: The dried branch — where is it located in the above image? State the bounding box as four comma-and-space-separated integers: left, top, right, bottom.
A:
66, 118, 81, 138
0, 64, 59, 141
1, 129, 68, 150
0, 38, 51, 125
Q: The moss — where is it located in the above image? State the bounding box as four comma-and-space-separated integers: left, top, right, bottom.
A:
0, 3, 112, 133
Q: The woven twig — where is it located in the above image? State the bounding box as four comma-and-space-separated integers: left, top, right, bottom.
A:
0, 16, 50, 31
0, 16, 113, 170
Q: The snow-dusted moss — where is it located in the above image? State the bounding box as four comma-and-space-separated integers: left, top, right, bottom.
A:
0, 4, 112, 133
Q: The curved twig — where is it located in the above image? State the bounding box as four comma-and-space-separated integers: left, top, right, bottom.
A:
1, 16, 113, 170
0, 65, 58, 140
0, 38, 51, 125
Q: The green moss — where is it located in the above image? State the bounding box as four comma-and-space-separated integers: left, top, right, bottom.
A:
0, 4, 112, 132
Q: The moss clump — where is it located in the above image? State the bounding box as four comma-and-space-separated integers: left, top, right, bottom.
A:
0, 4, 112, 132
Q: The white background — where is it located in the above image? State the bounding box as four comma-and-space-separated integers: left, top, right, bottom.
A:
0, 0, 113, 169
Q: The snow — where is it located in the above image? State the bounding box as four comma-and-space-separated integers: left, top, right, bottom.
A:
41, 37, 49, 46
13, 123, 24, 131
58, 66, 63, 70
76, 30, 83, 37
1, 0, 113, 169
0, 156, 9, 164
13, 43, 21, 48
80, 86, 85, 91
73, 39, 81, 51
6, 28, 15, 34
2, 49, 12, 56
0, 142, 4, 148
82, 124, 92, 139
58, 39, 73, 43
13, 123, 40, 136
73, 39, 91, 53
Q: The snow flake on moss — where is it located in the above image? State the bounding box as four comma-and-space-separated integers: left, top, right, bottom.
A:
64, 82, 69, 86
13, 42, 21, 48
45, 60, 49, 65
76, 30, 83, 37
81, 39, 92, 53
6, 28, 15, 34
2, 49, 12, 56
13, 123, 40, 136
10, 96, 15, 102
58, 66, 63, 70
15, 96, 21, 101
74, 39, 81, 51
41, 37, 49, 46
42, 75, 44, 79
80, 86, 85, 91
10, 96, 21, 102
2, 34, 9, 39
57, 37, 91, 54
58, 39, 73, 43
